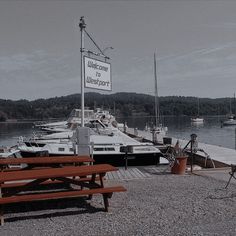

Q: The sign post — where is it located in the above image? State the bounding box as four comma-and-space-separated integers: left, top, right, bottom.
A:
79, 17, 86, 127
79, 17, 112, 127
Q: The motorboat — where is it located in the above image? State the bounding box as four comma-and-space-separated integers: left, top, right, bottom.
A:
0, 146, 22, 158
17, 119, 161, 164
35, 108, 96, 132
34, 108, 120, 133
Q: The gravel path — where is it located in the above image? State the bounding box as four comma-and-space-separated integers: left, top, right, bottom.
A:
1, 169, 236, 236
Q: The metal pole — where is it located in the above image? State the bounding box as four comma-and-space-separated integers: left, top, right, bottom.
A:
154, 53, 159, 128
235, 127, 236, 150
79, 16, 86, 127
190, 139, 193, 173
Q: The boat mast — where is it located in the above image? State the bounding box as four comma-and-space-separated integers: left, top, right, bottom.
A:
79, 17, 86, 127
197, 98, 200, 117
154, 53, 160, 127
234, 92, 236, 116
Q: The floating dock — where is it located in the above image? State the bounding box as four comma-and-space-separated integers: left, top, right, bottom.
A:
126, 127, 236, 167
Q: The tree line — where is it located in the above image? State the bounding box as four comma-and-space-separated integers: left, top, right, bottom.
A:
0, 92, 234, 121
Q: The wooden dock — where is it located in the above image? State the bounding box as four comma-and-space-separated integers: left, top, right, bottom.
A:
126, 128, 236, 166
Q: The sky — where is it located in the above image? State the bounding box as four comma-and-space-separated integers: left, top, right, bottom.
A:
1, 0, 236, 100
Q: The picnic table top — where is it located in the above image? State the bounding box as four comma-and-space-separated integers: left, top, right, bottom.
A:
0, 164, 118, 182
0, 156, 94, 165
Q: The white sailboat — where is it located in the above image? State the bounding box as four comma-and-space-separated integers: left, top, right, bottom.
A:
191, 98, 204, 123
223, 94, 236, 126
151, 53, 168, 143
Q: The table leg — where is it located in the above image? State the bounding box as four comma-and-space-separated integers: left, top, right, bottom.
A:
88, 173, 96, 200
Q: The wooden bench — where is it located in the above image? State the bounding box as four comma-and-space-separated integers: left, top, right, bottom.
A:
0, 155, 94, 171
0, 164, 126, 225
225, 164, 236, 188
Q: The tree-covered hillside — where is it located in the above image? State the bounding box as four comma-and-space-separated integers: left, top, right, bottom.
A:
0, 92, 234, 121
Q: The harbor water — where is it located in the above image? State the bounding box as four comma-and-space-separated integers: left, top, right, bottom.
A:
0, 116, 235, 150
119, 116, 236, 150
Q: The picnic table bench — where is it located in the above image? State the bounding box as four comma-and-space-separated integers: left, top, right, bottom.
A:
0, 163, 126, 225
0, 155, 94, 171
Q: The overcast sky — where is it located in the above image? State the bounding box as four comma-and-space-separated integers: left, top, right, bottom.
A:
1, 0, 236, 100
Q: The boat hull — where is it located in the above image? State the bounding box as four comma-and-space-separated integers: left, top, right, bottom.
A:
19, 150, 160, 166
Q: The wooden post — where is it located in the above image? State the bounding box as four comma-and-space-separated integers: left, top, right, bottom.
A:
102, 193, 109, 212
0, 188, 3, 226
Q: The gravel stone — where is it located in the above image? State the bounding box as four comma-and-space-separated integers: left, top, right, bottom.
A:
1, 168, 236, 236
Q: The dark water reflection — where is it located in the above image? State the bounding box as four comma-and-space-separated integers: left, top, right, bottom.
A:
0, 122, 33, 146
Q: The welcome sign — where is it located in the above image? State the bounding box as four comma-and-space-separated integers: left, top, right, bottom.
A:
84, 56, 112, 91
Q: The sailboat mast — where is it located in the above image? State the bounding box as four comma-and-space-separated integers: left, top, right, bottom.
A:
234, 93, 236, 115
197, 98, 200, 116
154, 53, 160, 127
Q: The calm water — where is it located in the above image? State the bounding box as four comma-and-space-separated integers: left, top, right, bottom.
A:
0, 116, 236, 150
119, 116, 236, 150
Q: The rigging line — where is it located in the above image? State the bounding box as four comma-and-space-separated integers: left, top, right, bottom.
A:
84, 29, 104, 56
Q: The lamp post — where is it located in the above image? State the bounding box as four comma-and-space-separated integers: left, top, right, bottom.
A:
102, 47, 114, 61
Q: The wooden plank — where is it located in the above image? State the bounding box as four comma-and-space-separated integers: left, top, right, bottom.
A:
0, 186, 127, 205
0, 164, 117, 182
0, 176, 101, 189
0, 156, 94, 166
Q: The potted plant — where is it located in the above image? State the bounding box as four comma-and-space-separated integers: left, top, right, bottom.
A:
171, 140, 188, 175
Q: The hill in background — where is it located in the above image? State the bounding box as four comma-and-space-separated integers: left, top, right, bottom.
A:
0, 92, 233, 121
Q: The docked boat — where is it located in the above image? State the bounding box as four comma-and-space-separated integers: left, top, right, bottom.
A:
35, 108, 96, 133
0, 146, 22, 158
34, 108, 120, 133
152, 53, 168, 143
17, 119, 161, 165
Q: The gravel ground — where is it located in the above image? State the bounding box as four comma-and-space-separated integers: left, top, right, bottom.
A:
1, 169, 236, 236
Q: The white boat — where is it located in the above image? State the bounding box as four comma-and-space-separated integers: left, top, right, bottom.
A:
35, 108, 96, 132
191, 98, 204, 123
191, 117, 204, 123
35, 108, 120, 133
222, 116, 236, 126
151, 53, 168, 143
0, 146, 22, 158
222, 95, 236, 126
17, 119, 161, 164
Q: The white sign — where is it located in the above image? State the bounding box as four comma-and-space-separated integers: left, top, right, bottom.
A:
84, 56, 112, 91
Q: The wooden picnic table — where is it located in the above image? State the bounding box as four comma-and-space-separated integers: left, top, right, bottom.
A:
0, 163, 126, 225
0, 155, 94, 171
